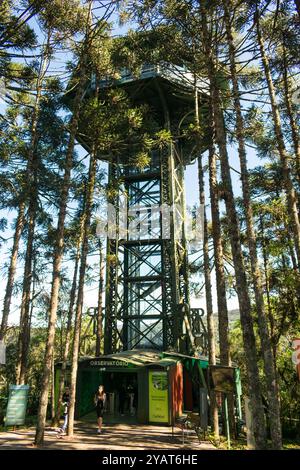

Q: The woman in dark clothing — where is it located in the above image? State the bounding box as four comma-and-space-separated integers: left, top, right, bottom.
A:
94, 385, 106, 434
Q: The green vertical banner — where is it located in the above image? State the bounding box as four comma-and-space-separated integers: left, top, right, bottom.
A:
149, 371, 168, 423
5, 385, 29, 426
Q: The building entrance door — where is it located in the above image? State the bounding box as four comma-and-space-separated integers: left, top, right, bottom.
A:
102, 371, 138, 423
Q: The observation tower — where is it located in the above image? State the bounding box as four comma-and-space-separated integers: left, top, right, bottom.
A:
71, 63, 209, 355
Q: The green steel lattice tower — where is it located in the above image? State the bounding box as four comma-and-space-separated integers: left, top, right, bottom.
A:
100, 66, 208, 354
69, 63, 209, 355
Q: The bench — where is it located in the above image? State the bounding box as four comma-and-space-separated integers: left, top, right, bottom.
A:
173, 412, 202, 445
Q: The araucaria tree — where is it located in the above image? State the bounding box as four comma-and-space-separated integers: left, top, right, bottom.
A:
0, 0, 299, 451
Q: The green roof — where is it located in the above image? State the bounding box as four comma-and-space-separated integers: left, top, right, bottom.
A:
101, 349, 162, 366
55, 349, 213, 369
73, 349, 162, 368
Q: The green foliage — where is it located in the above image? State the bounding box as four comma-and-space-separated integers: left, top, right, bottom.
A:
0, 0, 300, 447
38, 0, 87, 37
154, 129, 173, 149
130, 151, 151, 169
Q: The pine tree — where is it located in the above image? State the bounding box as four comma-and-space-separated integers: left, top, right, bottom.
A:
199, 2, 267, 449
54, 212, 85, 427
16, 29, 53, 385
223, 0, 282, 449
96, 240, 104, 356
67, 146, 97, 437
255, 3, 300, 267
34, 0, 93, 446
194, 81, 219, 439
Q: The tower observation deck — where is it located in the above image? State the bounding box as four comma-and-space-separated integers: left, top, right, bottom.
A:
70, 63, 209, 355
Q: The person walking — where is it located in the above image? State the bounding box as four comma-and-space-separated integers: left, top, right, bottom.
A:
58, 387, 70, 434
94, 385, 106, 434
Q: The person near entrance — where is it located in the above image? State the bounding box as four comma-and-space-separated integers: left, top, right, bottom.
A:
58, 387, 70, 434
94, 385, 106, 434
126, 379, 138, 416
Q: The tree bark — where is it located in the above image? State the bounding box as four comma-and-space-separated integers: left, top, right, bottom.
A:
256, 9, 300, 268
0, 202, 25, 340
212, 84, 266, 450
16, 31, 51, 385
200, 3, 267, 449
54, 216, 84, 427
198, 152, 220, 440
208, 136, 237, 437
96, 241, 104, 357
208, 143, 231, 368
259, 216, 276, 359
34, 55, 88, 447
193, 77, 219, 439
282, 42, 300, 188
34, 3, 95, 443
16, 202, 37, 385
224, 0, 282, 449
67, 148, 97, 437
51, 350, 55, 424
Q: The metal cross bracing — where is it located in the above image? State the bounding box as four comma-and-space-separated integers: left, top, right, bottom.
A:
65, 62, 211, 355
100, 70, 209, 355
190, 308, 208, 356
104, 140, 190, 353
104, 163, 121, 354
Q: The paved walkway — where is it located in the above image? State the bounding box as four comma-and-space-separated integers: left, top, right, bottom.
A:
0, 413, 216, 450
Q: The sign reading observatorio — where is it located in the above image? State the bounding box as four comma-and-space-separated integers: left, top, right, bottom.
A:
5, 385, 29, 426
149, 371, 169, 423
89, 359, 128, 367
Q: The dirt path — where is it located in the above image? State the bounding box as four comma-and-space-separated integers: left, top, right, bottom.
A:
0, 416, 216, 450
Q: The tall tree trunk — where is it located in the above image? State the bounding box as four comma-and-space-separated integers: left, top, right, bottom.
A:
0, 202, 25, 340
96, 240, 104, 357
208, 137, 237, 437
34, 61, 88, 445
34, 0, 95, 442
208, 143, 231, 367
67, 148, 97, 437
23, 250, 37, 381
259, 216, 276, 359
212, 82, 266, 450
51, 350, 55, 424
194, 78, 219, 438
198, 154, 220, 440
207, 93, 236, 438
16, 32, 51, 385
224, 0, 282, 449
200, 3, 267, 449
255, 9, 300, 267
16, 204, 37, 385
282, 42, 300, 187
54, 216, 84, 427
